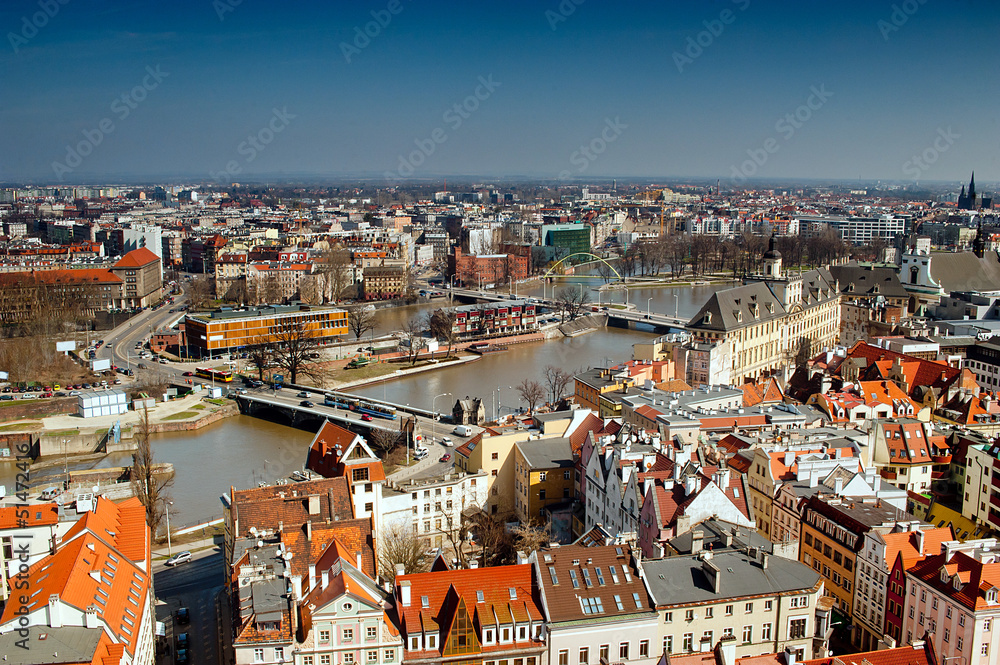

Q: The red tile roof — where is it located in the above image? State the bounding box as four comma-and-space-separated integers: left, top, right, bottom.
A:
0, 502, 59, 529
801, 641, 937, 665
908, 546, 1000, 612
112, 247, 159, 268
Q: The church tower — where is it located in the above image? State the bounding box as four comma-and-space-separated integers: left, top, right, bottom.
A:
763, 235, 782, 278
973, 217, 986, 258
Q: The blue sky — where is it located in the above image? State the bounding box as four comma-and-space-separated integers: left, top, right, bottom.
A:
1, 0, 998, 185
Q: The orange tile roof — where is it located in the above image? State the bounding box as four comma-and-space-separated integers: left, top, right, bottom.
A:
908, 547, 1000, 612
883, 526, 953, 571
801, 641, 936, 665
880, 421, 934, 465
112, 247, 159, 268
0, 502, 59, 529
61, 497, 150, 564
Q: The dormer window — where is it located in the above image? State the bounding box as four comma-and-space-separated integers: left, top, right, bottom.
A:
484, 628, 495, 644
953, 576, 963, 591
941, 569, 949, 583
988, 588, 998, 604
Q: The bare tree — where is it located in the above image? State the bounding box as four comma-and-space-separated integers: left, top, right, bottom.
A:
516, 378, 545, 414
401, 317, 427, 366
367, 427, 403, 457
346, 304, 378, 341
377, 521, 428, 583
554, 285, 592, 321
188, 275, 216, 310
428, 309, 458, 359
271, 318, 320, 384
315, 246, 354, 303
130, 407, 173, 539
511, 521, 550, 551
543, 365, 572, 404
245, 334, 274, 382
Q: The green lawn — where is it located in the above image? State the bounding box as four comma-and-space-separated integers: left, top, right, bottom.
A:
162, 411, 200, 421
0, 421, 42, 432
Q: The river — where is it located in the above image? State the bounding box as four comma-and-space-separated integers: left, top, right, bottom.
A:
2, 281, 728, 525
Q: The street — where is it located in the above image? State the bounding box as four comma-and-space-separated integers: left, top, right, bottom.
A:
154, 548, 224, 665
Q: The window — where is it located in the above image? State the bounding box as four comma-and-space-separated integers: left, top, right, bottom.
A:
367, 651, 378, 663
705, 607, 713, 618
275, 648, 284, 662
742, 626, 752, 643
304, 659, 314, 665
619, 643, 629, 660
639, 640, 649, 658
559, 650, 569, 665
764, 600, 773, 611
344, 654, 355, 665
745, 602, 753, 614
683, 634, 693, 652
987, 619, 993, 631
579, 647, 589, 664
983, 644, 990, 657
254, 649, 265, 663
385, 650, 395, 662
944, 629, 950, 643
686, 609, 694, 621
564, 470, 571, 480
761, 621, 773, 641
409, 637, 420, 651
344, 628, 354, 643
320, 630, 331, 643
725, 604, 733, 616
492, 452, 499, 460
957, 637, 963, 651
664, 611, 673, 623
321, 657, 331, 665
367, 626, 378, 640
663, 636, 673, 653
600, 645, 609, 663
789, 618, 807, 640
540, 472, 547, 481
426, 635, 437, 649
614, 595, 624, 610
959, 615, 966, 627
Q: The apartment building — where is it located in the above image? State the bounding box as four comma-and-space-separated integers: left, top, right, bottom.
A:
530, 544, 659, 665
448, 300, 539, 339
903, 539, 1000, 665
363, 264, 408, 300
869, 418, 947, 493
381, 470, 488, 553
642, 549, 827, 660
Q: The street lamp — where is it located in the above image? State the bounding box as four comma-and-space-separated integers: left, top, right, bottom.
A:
432, 392, 451, 443
165, 500, 173, 555
647, 297, 652, 320
674, 293, 679, 321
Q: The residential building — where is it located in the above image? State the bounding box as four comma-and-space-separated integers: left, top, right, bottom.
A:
962, 439, 1000, 533
0, 501, 63, 608
446, 300, 539, 339
0, 496, 154, 665
530, 544, 658, 665
642, 549, 828, 660
248, 261, 314, 304
184, 303, 348, 357
363, 264, 408, 300
393, 564, 546, 665
869, 419, 948, 493
513, 437, 575, 528
903, 538, 1000, 665
448, 246, 529, 289
109, 247, 162, 308
381, 470, 488, 554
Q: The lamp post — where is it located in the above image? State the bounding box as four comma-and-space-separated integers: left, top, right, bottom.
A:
165, 500, 173, 556
647, 297, 652, 320
674, 293, 679, 321
432, 392, 451, 443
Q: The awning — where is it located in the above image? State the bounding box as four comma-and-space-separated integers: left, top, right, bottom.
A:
155, 621, 166, 637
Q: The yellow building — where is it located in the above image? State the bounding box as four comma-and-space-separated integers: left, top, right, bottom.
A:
513, 437, 575, 525
184, 303, 347, 356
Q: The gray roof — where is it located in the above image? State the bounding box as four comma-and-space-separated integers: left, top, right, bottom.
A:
829, 264, 908, 299
516, 437, 574, 469
668, 520, 773, 556
931, 251, 1000, 293
0, 626, 102, 664
642, 550, 820, 606
251, 578, 288, 622
687, 281, 787, 332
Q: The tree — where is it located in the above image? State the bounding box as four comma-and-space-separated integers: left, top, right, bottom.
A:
465, 503, 518, 568
188, 275, 216, 310
315, 246, 354, 304
401, 317, 427, 365
367, 427, 404, 457
543, 365, 572, 404
130, 407, 173, 540
516, 378, 544, 414
428, 309, 458, 359
511, 521, 549, 551
347, 304, 378, 341
377, 521, 428, 583
554, 285, 591, 321
246, 334, 274, 382
271, 318, 321, 384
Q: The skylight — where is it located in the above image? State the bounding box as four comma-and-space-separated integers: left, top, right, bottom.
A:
476, 590, 484, 603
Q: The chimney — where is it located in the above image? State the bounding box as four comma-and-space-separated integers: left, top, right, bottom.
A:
724, 530, 734, 548
357, 553, 363, 570
784, 451, 795, 467
685, 475, 698, 497
47, 594, 62, 628
643, 478, 653, 496
834, 477, 844, 495
395, 563, 406, 578
516, 550, 529, 565
761, 552, 769, 569
702, 559, 721, 594
85, 605, 100, 629
292, 575, 303, 601
692, 531, 704, 555
914, 528, 926, 555
400, 580, 412, 606
716, 636, 737, 665
321, 569, 330, 590
469, 559, 479, 569
784, 646, 798, 665
308, 495, 320, 515
809, 469, 819, 488
308, 564, 317, 590
306, 521, 312, 540
674, 461, 682, 481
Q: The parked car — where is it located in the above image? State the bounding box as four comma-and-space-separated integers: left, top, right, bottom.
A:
176, 648, 189, 664
0, 395, 13, 401
176, 633, 189, 650
165, 551, 192, 567
21, 394, 36, 400
176, 607, 190, 624
441, 437, 454, 447
439, 453, 452, 462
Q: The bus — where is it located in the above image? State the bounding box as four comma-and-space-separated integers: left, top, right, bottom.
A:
195, 367, 233, 383
322, 395, 396, 419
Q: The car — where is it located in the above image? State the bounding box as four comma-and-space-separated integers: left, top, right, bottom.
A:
137, 364, 146, 370
69, 390, 81, 396
176, 648, 190, 664
82, 383, 90, 389
43, 386, 51, 392
441, 437, 454, 447
176, 633, 189, 650
176, 607, 190, 624
361, 414, 373, 421
73, 384, 82, 390
1, 387, 9, 392
54, 391, 67, 397
439, 453, 451, 462
53, 384, 61, 390
165, 551, 192, 567
182, 371, 193, 377
40, 392, 53, 398
0, 395, 13, 401
413, 449, 429, 460
114, 379, 122, 384
297, 391, 310, 398
300, 400, 314, 407
21, 394, 37, 400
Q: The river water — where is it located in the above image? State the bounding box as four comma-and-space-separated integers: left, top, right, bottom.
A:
2, 281, 728, 525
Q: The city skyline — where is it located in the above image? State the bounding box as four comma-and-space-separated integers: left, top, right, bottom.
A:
2, 0, 999, 184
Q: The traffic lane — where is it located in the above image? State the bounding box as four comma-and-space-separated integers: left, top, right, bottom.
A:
155, 549, 222, 665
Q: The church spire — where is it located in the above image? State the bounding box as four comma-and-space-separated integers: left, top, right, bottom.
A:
969, 172, 977, 201
973, 216, 986, 258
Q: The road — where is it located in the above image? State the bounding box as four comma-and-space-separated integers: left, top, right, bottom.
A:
154, 548, 224, 665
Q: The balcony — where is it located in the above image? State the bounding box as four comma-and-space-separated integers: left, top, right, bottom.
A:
931, 454, 952, 464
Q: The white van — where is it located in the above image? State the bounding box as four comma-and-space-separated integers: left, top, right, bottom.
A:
452, 425, 472, 437
40, 487, 60, 501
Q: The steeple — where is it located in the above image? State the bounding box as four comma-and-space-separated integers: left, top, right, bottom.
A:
974, 217, 986, 258
969, 172, 977, 201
